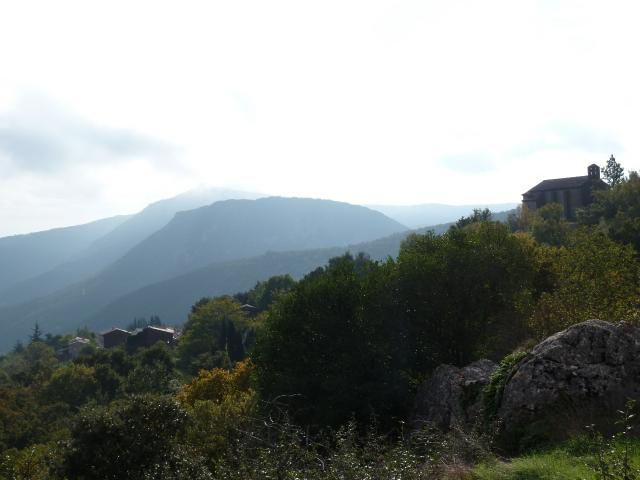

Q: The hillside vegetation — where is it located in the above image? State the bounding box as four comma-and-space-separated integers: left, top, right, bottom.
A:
2, 170, 640, 478
0, 197, 406, 351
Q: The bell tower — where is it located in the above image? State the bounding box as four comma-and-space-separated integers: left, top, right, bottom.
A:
588, 164, 600, 180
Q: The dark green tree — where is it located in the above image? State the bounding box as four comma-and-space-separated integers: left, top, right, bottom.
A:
29, 323, 43, 344
43, 363, 99, 409
177, 298, 247, 374
234, 274, 296, 311
454, 208, 492, 229
62, 395, 211, 479
396, 221, 540, 371
578, 171, 640, 252
12, 341, 24, 354
126, 343, 177, 394
602, 154, 624, 187
253, 253, 409, 429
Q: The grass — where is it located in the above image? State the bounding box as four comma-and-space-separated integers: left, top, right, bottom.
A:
468, 439, 640, 480
471, 450, 595, 479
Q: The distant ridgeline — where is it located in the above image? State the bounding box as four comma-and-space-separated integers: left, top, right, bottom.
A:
0, 191, 516, 352
4, 163, 640, 478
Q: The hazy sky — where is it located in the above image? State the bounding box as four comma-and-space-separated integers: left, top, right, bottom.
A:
1, 1, 638, 236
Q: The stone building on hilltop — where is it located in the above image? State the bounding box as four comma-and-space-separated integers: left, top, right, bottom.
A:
522, 164, 608, 220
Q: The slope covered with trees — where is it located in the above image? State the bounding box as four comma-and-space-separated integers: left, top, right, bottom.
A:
3, 182, 640, 478
0, 198, 406, 351
5, 163, 640, 477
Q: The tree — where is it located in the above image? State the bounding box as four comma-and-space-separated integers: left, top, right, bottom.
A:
577, 171, 640, 252
19, 342, 58, 386
62, 395, 211, 479
454, 208, 492, 229
234, 275, 296, 312
529, 229, 640, 338
396, 222, 541, 371
602, 154, 624, 187
253, 254, 409, 429
29, 323, 43, 344
177, 298, 248, 374
125, 343, 177, 394
43, 364, 99, 409
178, 360, 257, 464
530, 203, 571, 246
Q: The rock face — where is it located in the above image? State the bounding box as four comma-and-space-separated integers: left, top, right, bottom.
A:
412, 359, 497, 430
496, 320, 640, 450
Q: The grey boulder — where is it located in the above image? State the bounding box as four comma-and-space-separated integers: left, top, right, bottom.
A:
495, 319, 640, 450
412, 359, 497, 431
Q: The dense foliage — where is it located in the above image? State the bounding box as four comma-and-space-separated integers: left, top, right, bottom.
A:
4, 173, 640, 477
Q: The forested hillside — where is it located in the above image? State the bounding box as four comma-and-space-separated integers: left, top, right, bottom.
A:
0, 197, 406, 351
3, 171, 640, 478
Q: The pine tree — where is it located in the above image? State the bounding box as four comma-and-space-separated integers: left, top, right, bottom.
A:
30, 322, 43, 343
602, 154, 624, 187
12, 340, 24, 353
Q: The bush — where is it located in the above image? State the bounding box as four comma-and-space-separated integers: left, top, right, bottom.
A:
482, 351, 527, 422
61, 394, 210, 479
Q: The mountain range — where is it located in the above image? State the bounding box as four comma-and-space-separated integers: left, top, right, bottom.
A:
0, 189, 514, 352
0, 188, 261, 306
0, 215, 130, 293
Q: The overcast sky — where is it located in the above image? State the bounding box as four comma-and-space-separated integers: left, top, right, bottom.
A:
1, 1, 638, 236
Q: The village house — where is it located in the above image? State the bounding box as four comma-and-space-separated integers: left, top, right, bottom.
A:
101, 327, 132, 349
101, 325, 177, 351
57, 336, 92, 360
522, 164, 608, 220
126, 325, 176, 350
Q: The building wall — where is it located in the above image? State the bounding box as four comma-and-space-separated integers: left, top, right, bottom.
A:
523, 187, 585, 220
127, 328, 174, 350
103, 331, 130, 349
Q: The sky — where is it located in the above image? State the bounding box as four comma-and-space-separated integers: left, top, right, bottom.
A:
1, 0, 639, 236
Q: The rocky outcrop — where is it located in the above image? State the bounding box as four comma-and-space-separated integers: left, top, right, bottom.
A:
412, 359, 497, 430
495, 320, 640, 450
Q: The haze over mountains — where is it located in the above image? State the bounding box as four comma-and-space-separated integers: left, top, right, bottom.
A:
0, 188, 262, 306
0, 215, 130, 292
370, 203, 518, 228
0, 188, 515, 352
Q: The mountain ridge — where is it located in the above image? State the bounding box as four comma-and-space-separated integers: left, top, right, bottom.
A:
0, 215, 131, 293
0, 187, 262, 305
0, 197, 407, 350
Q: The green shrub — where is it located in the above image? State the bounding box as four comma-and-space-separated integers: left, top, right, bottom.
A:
482, 351, 527, 422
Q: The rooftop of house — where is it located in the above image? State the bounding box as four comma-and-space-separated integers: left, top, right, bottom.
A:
524, 175, 594, 194
523, 163, 606, 195
143, 326, 175, 334
101, 327, 132, 336
101, 325, 175, 337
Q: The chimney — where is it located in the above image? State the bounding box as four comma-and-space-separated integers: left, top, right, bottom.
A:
588, 164, 600, 180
